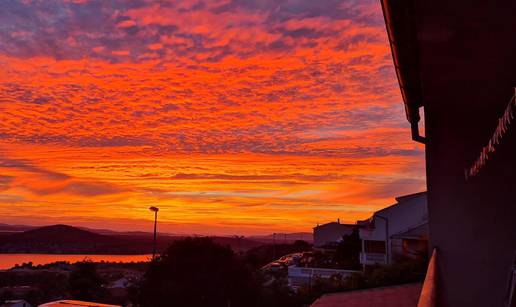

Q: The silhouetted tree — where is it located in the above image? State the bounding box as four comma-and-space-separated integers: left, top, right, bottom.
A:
292, 240, 310, 251
136, 237, 260, 307
334, 228, 361, 270
68, 261, 106, 302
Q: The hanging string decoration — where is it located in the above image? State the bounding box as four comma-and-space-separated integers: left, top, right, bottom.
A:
465, 89, 516, 180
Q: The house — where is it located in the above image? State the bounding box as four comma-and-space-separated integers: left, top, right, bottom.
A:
1, 300, 32, 307
38, 301, 120, 307
313, 219, 357, 248
359, 192, 427, 267
390, 222, 428, 262
381, 0, 516, 305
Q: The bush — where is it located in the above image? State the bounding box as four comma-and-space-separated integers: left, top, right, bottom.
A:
135, 237, 260, 307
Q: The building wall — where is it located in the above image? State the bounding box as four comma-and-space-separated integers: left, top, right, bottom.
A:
425, 101, 516, 306
359, 193, 427, 263
391, 238, 428, 261
416, 2, 516, 304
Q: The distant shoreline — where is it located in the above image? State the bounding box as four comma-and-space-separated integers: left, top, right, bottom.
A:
0, 251, 154, 255
0, 253, 153, 270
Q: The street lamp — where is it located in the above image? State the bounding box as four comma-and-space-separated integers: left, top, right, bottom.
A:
149, 206, 159, 260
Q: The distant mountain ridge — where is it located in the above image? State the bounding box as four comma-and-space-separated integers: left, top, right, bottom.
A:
0, 223, 159, 236
249, 232, 313, 243
0, 224, 126, 254
0, 223, 312, 242
7, 224, 110, 244
0, 223, 37, 232
0, 224, 264, 254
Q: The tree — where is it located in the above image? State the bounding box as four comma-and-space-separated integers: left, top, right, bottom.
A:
136, 237, 260, 307
68, 261, 106, 302
334, 228, 362, 270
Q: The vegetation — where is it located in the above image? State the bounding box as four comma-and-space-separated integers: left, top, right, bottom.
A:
366, 256, 428, 288
68, 261, 107, 302
135, 237, 260, 307
0, 237, 428, 307
334, 228, 362, 270
0, 269, 69, 306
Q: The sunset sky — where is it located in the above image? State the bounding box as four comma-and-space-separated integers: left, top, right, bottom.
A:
0, 0, 425, 235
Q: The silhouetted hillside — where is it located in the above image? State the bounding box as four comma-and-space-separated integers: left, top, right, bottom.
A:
10, 224, 111, 244
0, 224, 264, 254
0, 224, 123, 254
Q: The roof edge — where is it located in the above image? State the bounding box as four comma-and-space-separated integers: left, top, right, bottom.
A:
381, 0, 425, 143
394, 191, 427, 202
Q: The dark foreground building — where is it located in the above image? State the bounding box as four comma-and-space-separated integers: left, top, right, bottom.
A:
382, 1, 516, 306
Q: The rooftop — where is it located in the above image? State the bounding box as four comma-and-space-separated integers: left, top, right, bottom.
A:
391, 222, 428, 240
311, 283, 422, 307
374, 191, 427, 216
313, 221, 357, 230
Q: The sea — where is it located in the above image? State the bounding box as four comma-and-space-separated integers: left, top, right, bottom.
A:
0, 253, 153, 269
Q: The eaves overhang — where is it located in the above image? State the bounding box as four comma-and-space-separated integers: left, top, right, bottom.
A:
381, 0, 426, 143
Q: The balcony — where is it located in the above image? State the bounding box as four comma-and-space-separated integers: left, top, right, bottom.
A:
360, 252, 387, 265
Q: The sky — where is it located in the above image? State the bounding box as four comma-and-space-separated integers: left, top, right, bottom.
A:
0, 0, 425, 236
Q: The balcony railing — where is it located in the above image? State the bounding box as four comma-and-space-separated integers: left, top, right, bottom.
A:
417, 248, 437, 307
359, 252, 387, 265
287, 266, 360, 289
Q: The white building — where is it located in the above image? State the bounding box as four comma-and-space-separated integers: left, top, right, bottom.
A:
359, 192, 428, 267
313, 219, 357, 248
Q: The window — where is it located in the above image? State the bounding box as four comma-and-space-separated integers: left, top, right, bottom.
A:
364, 240, 386, 253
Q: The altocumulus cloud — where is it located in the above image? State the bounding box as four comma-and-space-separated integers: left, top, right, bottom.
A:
0, 0, 426, 235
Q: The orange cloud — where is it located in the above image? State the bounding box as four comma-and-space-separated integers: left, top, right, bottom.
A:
0, 0, 425, 235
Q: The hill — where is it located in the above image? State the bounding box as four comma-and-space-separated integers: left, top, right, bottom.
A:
0, 224, 264, 254
10, 224, 110, 243
0, 224, 123, 254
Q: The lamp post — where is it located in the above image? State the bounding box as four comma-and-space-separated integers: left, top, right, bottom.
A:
272, 233, 276, 260
149, 206, 159, 260
375, 214, 389, 264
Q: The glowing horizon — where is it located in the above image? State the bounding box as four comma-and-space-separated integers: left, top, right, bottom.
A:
0, 0, 425, 235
